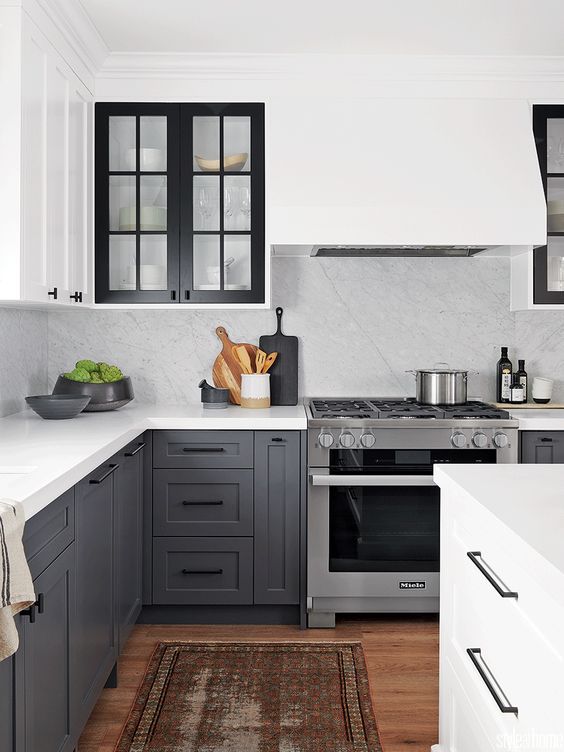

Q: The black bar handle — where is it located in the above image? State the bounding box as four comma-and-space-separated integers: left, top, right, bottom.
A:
540, 437, 553, 442
467, 551, 518, 599
89, 464, 119, 484
36, 593, 45, 614
182, 447, 225, 453
182, 568, 223, 575
272, 437, 285, 442
47, 287, 58, 300
467, 648, 518, 715
125, 442, 146, 457
69, 291, 83, 302
21, 603, 36, 623
182, 500, 224, 506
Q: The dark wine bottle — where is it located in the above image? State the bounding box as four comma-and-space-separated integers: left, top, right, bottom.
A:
496, 347, 512, 403
516, 359, 528, 402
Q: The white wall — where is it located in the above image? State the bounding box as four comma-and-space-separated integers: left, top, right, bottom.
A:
47, 256, 564, 404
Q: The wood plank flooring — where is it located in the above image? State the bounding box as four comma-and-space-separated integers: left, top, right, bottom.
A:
79, 615, 439, 752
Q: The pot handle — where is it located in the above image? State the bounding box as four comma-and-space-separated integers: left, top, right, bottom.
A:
404, 370, 416, 377
433, 361, 451, 369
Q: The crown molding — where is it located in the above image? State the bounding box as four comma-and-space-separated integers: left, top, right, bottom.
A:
98, 52, 564, 82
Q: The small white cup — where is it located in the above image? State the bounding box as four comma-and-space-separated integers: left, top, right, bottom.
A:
240, 374, 270, 409
532, 377, 553, 404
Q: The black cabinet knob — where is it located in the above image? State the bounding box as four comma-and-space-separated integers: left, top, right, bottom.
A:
70, 291, 83, 302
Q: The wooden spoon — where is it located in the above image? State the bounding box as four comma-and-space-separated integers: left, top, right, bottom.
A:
255, 349, 267, 374
262, 352, 278, 374
232, 345, 253, 374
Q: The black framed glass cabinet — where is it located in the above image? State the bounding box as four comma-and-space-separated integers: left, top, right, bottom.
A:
533, 105, 564, 304
95, 103, 265, 304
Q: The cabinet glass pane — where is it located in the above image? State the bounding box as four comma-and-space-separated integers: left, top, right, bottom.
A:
547, 119, 564, 174
224, 176, 251, 231
547, 237, 564, 291
109, 116, 136, 171
109, 176, 136, 231
224, 117, 250, 171
193, 235, 220, 290
193, 117, 219, 172
140, 235, 167, 290
193, 176, 219, 231
224, 235, 251, 290
109, 235, 136, 290
140, 176, 167, 231
547, 177, 564, 233
139, 116, 167, 171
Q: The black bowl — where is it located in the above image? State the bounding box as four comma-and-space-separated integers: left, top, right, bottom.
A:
26, 394, 91, 420
53, 375, 134, 411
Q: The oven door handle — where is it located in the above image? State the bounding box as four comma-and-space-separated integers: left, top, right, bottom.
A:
309, 474, 436, 487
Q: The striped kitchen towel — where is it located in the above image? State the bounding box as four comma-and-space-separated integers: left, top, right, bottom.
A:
0, 500, 35, 661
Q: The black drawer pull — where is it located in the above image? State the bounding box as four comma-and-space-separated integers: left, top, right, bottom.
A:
89, 464, 119, 484
467, 648, 518, 715
21, 593, 44, 623
182, 568, 223, 575
540, 437, 553, 442
125, 442, 146, 457
36, 592, 45, 614
272, 437, 285, 442
181, 447, 225, 453
182, 500, 224, 506
467, 551, 518, 599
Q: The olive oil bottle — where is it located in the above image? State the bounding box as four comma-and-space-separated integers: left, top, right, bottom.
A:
496, 347, 512, 403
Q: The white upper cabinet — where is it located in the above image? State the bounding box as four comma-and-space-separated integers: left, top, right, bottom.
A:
0, 6, 93, 306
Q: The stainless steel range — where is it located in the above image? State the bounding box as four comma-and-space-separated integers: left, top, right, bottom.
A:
307, 398, 518, 627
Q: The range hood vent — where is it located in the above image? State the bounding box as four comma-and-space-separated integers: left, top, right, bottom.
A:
311, 246, 486, 258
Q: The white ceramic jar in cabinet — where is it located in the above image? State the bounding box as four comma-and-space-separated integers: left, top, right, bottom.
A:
433, 472, 564, 752
0, 6, 93, 306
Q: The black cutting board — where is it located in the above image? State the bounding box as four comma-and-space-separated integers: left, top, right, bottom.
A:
259, 307, 298, 406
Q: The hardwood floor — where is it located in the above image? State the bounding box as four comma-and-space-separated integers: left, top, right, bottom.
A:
79, 615, 439, 752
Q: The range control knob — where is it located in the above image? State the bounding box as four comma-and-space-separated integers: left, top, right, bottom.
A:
318, 432, 335, 449
360, 433, 376, 448
451, 432, 467, 448
339, 432, 356, 448
472, 432, 488, 448
493, 432, 509, 448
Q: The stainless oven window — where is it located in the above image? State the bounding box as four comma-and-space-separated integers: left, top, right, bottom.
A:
328, 483, 440, 573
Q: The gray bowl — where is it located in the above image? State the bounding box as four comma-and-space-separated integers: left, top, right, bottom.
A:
53, 375, 134, 411
26, 394, 91, 420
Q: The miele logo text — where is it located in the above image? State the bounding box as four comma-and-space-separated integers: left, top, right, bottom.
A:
399, 581, 426, 589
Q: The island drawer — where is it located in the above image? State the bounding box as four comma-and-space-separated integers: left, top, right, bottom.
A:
23, 488, 75, 580
153, 431, 253, 469
152, 537, 253, 605
152, 469, 253, 536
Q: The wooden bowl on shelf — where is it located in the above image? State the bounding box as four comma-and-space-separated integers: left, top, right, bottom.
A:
195, 153, 248, 172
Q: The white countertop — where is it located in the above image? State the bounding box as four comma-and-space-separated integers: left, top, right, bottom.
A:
435, 464, 564, 576
0, 403, 307, 520
510, 409, 564, 431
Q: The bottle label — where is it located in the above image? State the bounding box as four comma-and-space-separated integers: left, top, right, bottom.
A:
501, 372, 511, 400
511, 385, 525, 403
519, 376, 527, 394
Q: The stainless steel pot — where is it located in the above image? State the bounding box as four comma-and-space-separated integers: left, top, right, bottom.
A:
406, 363, 477, 405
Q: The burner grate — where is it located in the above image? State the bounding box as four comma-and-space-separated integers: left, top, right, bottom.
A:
309, 398, 510, 421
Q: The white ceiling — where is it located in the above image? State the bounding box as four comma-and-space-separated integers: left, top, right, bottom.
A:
79, 0, 564, 56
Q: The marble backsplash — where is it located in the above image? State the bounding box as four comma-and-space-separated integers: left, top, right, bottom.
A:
46, 256, 564, 405
0, 309, 48, 417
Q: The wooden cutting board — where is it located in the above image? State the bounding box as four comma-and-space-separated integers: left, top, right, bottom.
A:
259, 307, 299, 406
212, 326, 257, 405
494, 402, 564, 409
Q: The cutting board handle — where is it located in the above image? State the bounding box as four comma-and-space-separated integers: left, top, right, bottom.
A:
275, 307, 284, 334
216, 326, 233, 352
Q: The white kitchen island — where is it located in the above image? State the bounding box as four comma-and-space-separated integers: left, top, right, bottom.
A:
433, 464, 564, 752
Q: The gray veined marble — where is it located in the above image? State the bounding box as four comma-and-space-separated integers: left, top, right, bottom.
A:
0, 309, 48, 417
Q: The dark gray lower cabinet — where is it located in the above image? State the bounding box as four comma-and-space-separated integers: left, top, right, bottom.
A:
0, 641, 16, 751
115, 440, 144, 652
21, 543, 75, 752
520, 431, 564, 463
254, 432, 301, 604
74, 465, 117, 730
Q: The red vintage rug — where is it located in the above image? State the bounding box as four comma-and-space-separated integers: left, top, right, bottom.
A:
115, 641, 382, 751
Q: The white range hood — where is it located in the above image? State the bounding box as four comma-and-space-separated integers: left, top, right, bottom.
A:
268, 97, 546, 256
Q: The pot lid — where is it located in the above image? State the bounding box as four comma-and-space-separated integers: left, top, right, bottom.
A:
417, 367, 468, 374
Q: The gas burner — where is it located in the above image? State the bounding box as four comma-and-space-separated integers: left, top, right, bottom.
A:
308, 398, 511, 422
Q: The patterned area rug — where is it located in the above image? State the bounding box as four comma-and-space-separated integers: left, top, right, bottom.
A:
115, 641, 382, 751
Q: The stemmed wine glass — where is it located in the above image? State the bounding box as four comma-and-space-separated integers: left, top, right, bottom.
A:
240, 186, 251, 227
198, 187, 214, 229
224, 187, 233, 218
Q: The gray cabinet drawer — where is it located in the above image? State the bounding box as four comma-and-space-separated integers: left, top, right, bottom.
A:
520, 431, 564, 463
152, 537, 253, 605
153, 470, 253, 536
23, 488, 75, 580
153, 431, 253, 469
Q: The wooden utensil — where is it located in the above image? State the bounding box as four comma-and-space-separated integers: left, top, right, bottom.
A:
259, 307, 299, 405
212, 326, 258, 404
233, 345, 253, 374
262, 352, 278, 374
255, 349, 267, 374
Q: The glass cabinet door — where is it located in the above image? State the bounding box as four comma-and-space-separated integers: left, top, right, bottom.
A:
533, 106, 564, 304
95, 104, 180, 303
181, 103, 264, 303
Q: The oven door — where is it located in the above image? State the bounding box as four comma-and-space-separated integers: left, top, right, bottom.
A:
308, 469, 440, 603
